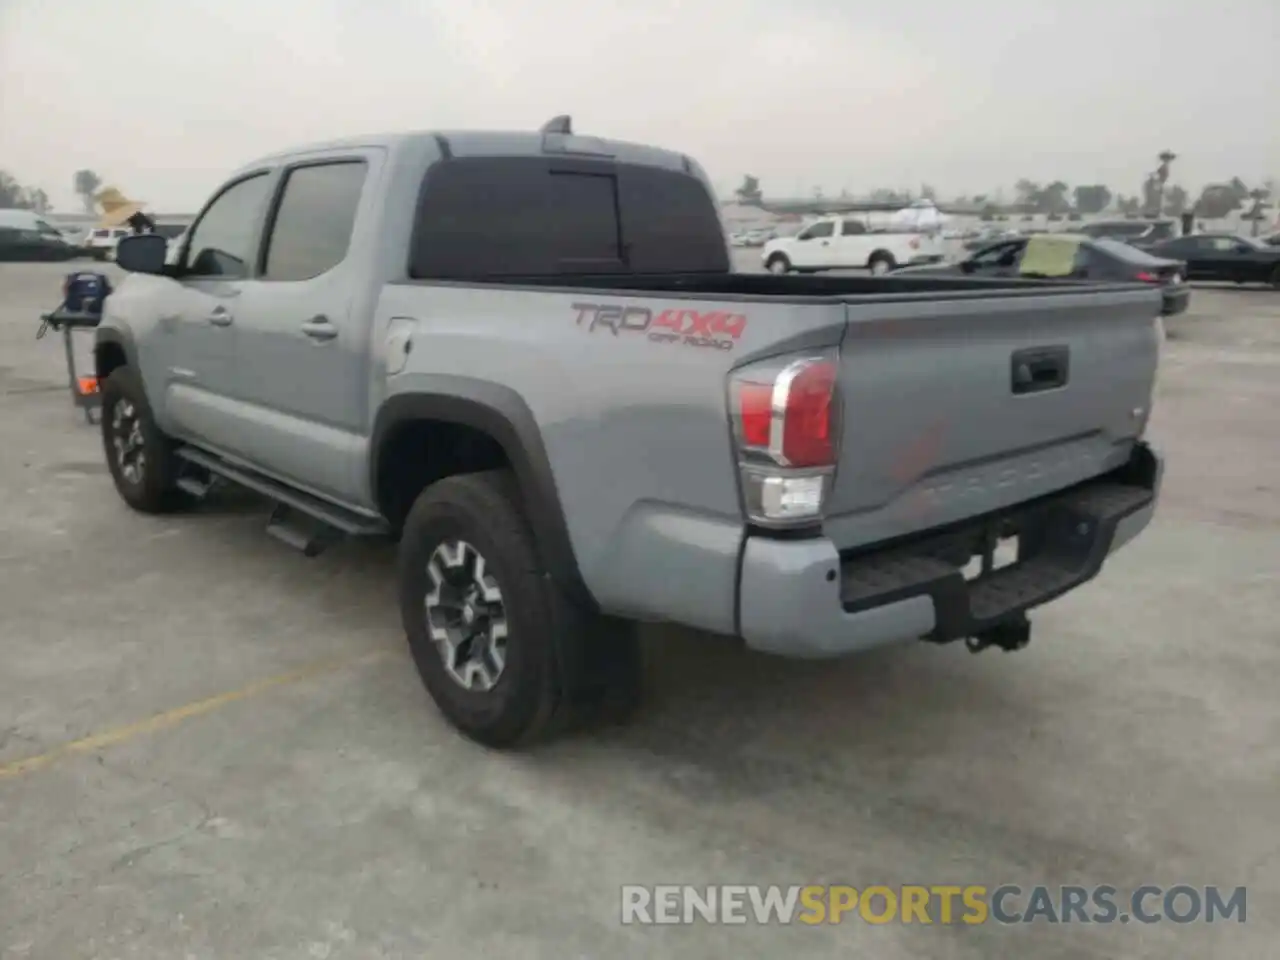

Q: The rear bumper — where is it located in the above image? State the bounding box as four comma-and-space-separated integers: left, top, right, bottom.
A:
1162, 286, 1190, 316
738, 442, 1162, 658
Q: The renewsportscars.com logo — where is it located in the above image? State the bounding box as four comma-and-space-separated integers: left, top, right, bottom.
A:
620, 884, 1248, 926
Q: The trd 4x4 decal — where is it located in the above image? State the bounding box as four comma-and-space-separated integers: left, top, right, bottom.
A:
572, 302, 747, 351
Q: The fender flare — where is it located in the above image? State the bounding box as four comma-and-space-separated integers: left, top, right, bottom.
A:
93, 326, 139, 377
370, 381, 595, 611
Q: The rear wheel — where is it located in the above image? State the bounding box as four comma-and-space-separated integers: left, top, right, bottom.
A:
765, 254, 791, 274
100, 367, 189, 513
868, 253, 895, 276
398, 469, 642, 748
1270, 265, 1280, 290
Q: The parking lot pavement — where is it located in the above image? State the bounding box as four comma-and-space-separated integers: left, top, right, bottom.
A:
1, 261, 1278, 959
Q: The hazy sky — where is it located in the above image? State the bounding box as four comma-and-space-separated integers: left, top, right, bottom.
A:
2, 0, 1277, 212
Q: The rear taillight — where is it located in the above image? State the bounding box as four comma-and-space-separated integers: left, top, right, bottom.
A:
1135, 271, 1160, 283
729, 354, 839, 527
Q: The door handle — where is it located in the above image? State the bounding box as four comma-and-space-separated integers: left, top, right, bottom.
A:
207, 308, 234, 327
1011, 345, 1069, 395
300, 316, 338, 341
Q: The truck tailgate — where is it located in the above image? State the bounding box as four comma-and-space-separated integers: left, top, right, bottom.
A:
824, 287, 1161, 550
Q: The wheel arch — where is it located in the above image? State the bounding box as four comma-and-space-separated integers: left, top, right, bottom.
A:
94, 328, 138, 382
371, 381, 595, 611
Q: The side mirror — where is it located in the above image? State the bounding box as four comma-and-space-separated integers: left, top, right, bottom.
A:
115, 234, 170, 275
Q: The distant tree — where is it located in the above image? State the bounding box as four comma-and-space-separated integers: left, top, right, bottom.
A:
1014, 179, 1041, 210
1039, 181, 1070, 215
1073, 184, 1112, 215
0, 171, 51, 211
1193, 183, 1244, 219
869, 187, 909, 205
972, 194, 988, 205
1115, 195, 1142, 216
0, 170, 25, 207
734, 175, 763, 206
1243, 187, 1271, 236
979, 203, 998, 221
919, 183, 937, 201
1164, 185, 1189, 217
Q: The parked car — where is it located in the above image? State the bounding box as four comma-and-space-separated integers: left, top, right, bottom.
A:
896, 234, 1190, 315
1256, 232, 1279, 248
762, 216, 944, 274
1146, 233, 1280, 288
0, 225, 81, 262
1074, 219, 1178, 250
95, 119, 1162, 747
83, 226, 133, 261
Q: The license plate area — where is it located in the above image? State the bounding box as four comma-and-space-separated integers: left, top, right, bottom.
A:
962, 532, 1020, 582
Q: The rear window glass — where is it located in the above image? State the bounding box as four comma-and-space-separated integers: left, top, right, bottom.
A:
409, 156, 728, 279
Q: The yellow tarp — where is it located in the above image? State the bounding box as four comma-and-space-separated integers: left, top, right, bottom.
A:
94, 186, 147, 228
1018, 234, 1081, 278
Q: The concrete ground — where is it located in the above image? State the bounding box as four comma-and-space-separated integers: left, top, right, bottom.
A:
1, 260, 1277, 960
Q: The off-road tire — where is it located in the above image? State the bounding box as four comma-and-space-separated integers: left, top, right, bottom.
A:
398, 469, 642, 748
100, 366, 189, 513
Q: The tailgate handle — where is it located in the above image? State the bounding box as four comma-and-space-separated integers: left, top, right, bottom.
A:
1011, 346, 1069, 395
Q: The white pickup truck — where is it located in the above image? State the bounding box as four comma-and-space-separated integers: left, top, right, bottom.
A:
762, 216, 944, 275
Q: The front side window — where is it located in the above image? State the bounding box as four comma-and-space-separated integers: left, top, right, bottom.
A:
969, 240, 1024, 268
263, 161, 367, 281
184, 173, 272, 278
798, 221, 834, 240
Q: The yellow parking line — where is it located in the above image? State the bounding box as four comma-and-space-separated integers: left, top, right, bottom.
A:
0, 651, 385, 782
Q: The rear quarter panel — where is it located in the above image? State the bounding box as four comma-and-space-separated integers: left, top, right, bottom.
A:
374, 283, 846, 634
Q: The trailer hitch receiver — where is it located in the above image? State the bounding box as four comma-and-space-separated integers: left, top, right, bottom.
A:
965, 615, 1031, 654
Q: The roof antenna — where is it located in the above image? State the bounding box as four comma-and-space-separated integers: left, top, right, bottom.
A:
540, 115, 573, 135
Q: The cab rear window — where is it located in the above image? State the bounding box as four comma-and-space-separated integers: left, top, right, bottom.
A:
409, 156, 729, 279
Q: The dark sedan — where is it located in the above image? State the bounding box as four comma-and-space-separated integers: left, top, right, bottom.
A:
898, 234, 1190, 315
1147, 234, 1280, 288
0, 226, 83, 262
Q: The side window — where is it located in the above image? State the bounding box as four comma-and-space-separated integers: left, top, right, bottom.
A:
970, 241, 1023, 268
841, 220, 866, 236
799, 221, 834, 240
184, 173, 272, 279
263, 161, 367, 281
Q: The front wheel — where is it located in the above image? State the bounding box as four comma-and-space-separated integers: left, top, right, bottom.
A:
100, 367, 189, 513
398, 470, 642, 748
765, 254, 791, 275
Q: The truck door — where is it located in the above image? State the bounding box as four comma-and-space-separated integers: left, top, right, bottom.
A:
159, 171, 274, 456
227, 153, 379, 503
833, 218, 870, 268
792, 219, 837, 269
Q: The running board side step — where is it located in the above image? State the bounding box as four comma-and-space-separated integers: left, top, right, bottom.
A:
174, 446, 389, 556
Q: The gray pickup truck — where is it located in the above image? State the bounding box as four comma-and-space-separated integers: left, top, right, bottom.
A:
95, 117, 1163, 747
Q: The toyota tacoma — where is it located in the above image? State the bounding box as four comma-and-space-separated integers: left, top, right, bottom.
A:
93, 116, 1163, 747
